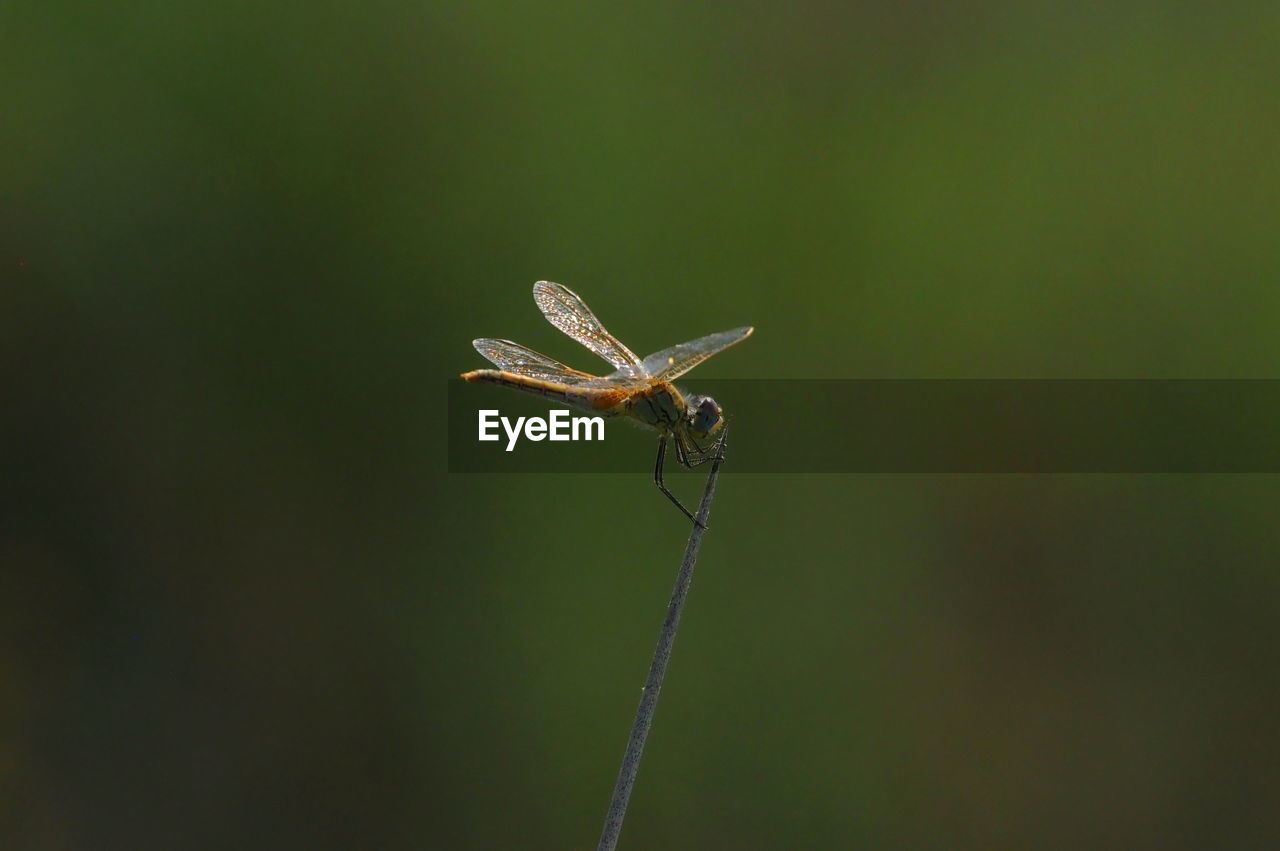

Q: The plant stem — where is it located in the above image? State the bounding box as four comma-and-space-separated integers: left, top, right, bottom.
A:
596, 430, 729, 851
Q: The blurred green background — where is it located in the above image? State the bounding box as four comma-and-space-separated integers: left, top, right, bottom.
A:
5, 2, 1280, 848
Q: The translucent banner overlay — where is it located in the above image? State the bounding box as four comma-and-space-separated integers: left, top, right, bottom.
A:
448, 379, 1280, 473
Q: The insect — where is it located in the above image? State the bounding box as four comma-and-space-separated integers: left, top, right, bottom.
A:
461, 281, 753, 524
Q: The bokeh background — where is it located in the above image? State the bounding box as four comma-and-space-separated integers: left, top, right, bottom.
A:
5, 2, 1280, 848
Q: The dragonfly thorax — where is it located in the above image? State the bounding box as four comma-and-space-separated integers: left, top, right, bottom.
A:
624, 383, 723, 438
625, 382, 687, 429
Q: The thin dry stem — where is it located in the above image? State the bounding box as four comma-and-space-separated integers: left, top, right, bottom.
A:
596, 429, 729, 851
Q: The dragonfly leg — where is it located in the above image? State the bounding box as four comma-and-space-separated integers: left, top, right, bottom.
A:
684, 447, 715, 467
673, 431, 689, 466
679, 431, 722, 468
654, 434, 704, 528
678, 434, 706, 467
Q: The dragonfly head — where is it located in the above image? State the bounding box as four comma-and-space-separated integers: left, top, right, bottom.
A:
687, 395, 724, 438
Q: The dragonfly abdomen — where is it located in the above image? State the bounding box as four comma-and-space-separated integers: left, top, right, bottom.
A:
462, 370, 627, 414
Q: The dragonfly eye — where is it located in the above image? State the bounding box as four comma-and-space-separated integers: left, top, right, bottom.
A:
690, 396, 723, 436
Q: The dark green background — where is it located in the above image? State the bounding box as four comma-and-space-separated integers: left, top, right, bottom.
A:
5, 2, 1280, 848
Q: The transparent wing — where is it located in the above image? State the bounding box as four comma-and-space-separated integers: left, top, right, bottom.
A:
472, 338, 600, 384
638, 326, 754, 381
533, 281, 644, 374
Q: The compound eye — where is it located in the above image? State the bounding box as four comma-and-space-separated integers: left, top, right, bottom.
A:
693, 397, 723, 435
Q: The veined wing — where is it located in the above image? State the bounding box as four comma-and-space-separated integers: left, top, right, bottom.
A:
472, 338, 599, 384
638, 326, 754, 381
533, 281, 644, 374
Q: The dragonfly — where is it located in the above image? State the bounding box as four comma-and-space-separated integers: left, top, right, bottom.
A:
461, 281, 753, 524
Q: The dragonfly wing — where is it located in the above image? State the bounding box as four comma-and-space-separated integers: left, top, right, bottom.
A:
533, 281, 644, 374
472, 338, 599, 384
640, 326, 754, 381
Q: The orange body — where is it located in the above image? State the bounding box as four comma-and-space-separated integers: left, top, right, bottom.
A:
461, 370, 688, 432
